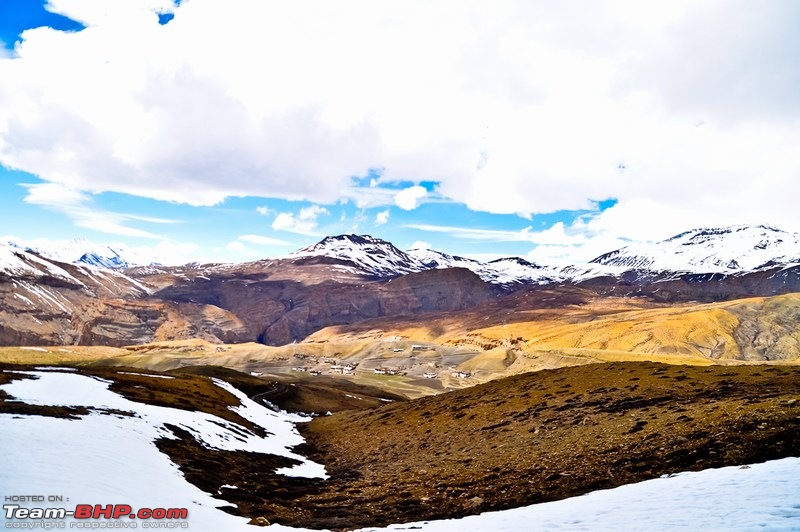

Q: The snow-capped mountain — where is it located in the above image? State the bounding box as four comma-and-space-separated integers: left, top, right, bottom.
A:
591, 225, 800, 274
291, 235, 427, 277
291, 235, 564, 286
0, 243, 84, 284
76, 250, 132, 268
409, 248, 561, 286
6, 238, 135, 268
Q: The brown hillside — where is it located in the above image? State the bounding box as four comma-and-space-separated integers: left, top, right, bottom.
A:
158, 362, 800, 530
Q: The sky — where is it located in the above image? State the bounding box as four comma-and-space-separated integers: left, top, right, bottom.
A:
0, 0, 798, 266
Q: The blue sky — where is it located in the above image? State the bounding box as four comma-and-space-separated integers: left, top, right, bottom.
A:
1, 1, 798, 265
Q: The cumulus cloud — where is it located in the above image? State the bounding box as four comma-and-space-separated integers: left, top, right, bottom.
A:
272, 205, 329, 235
374, 209, 390, 226
394, 186, 427, 211
0, 0, 797, 243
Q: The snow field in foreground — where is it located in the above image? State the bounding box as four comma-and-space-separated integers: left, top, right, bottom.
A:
2, 369, 798, 531
0, 370, 325, 530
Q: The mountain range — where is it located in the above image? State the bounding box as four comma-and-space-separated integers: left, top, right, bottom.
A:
7, 223, 799, 281
2, 224, 800, 348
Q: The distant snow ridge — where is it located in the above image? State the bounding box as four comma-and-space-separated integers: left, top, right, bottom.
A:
77, 249, 131, 268
591, 224, 800, 274
6, 238, 135, 269
0, 243, 84, 284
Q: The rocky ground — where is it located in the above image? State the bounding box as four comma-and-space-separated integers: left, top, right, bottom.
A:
153, 361, 800, 530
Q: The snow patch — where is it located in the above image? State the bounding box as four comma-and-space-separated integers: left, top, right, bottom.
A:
362, 457, 800, 531
117, 371, 176, 379
0, 371, 328, 530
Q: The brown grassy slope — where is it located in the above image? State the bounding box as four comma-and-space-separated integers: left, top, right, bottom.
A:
288, 362, 799, 529
152, 362, 800, 530
309, 292, 800, 362
170, 365, 406, 414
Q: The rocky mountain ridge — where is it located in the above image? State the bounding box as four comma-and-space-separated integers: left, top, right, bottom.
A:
2, 224, 800, 348
287, 225, 800, 285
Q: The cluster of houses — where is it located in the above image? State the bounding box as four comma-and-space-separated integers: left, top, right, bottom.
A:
411, 345, 436, 352
289, 359, 358, 377
280, 345, 473, 382
373, 367, 404, 376
330, 363, 357, 375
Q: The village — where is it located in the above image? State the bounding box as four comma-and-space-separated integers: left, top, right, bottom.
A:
281, 342, 475, 383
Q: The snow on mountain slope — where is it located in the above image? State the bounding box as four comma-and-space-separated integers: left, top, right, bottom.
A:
591, 224, 800, 274
1, 242, 150, 298
291, 234, 427, 277
6, 237, 135, 268
407, 248, 556, 285
0, 243, 84, 285
483, 257, 563, 285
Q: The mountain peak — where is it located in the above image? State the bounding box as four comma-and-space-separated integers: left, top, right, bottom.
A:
291, 234, 424, 277
489, 256, 541, 269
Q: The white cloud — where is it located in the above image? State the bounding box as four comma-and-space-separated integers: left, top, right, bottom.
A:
22, 182, 178, 239
0, 0, 797, 244
271, 205, 329, 235
410, 240, 432, 250
404, 219, 646, 264
405, 223, 536, 242
237, 234, 292, 246
112, 239, 201, 266
255, 206, 272, 216
374, 209, 390, 226
225, 240, 246, 253
394, 186, 427, 211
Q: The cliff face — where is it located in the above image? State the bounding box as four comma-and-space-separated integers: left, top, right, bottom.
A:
152, 267, 495, 345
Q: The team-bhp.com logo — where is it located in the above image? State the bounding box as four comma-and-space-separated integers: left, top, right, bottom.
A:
4, 496, 188, 529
